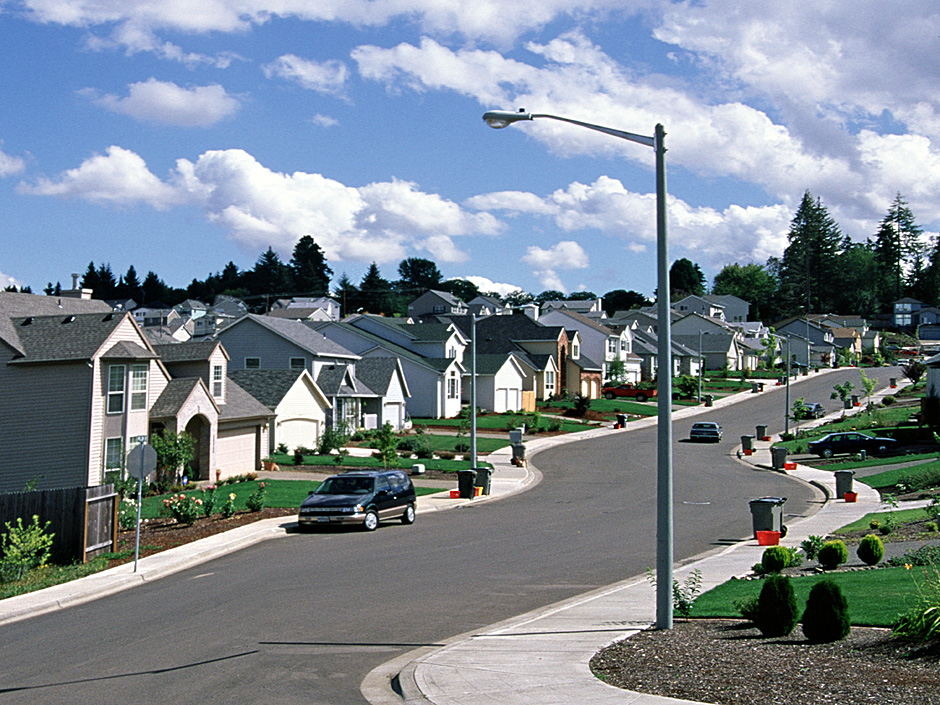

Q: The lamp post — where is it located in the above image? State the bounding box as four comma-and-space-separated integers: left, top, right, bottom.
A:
482, 109, 674, 629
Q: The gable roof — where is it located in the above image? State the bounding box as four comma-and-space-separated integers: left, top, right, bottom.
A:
150, 377, 218, 418
541, 308, 618, 336
8, 312, 133, 364
221, 378, 278, 420
228, 368, 329, 408
0, 291, 113, 356
152, 340, 227, 363
316, 364, 377, 397
222, 314, 358, 359
355, 357, 410, 398
315, 321, 463, 374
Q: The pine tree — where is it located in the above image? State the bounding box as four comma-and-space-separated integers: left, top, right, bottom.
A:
333, 273, 359, 318
397, 257, 442, 296
290, 235, 332, 296
874, 194, 925, 304
778, 192, 843, 314
249, 247, 293, 298
669, 258, 706, 298
358, 262, 394, 315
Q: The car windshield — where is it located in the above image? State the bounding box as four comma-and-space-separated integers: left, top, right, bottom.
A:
316, 476, 374, 495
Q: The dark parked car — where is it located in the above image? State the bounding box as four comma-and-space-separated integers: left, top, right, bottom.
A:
807, 432, 897, 459
689, 421, 722, 442
298, 470, 416, 531
804, 402, 826, 419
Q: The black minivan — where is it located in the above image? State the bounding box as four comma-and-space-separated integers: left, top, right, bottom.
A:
298, 470, 417, 531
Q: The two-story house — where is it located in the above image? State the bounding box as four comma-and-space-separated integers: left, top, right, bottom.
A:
406, 290, 468, 320
539, 308, 642, 383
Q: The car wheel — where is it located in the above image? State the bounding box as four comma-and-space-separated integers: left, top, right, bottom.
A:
823, 448, 833, 458
636, 393, 648, 403
401, 504, 416, 525
877, 444, 887, 454
363, 509, 379, 531
604, 392, 615, 399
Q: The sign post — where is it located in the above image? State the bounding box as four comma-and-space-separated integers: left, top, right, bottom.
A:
126, 443, 157, 573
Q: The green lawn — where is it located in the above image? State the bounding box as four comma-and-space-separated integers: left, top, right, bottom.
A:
833, 506, 934, 533
691, 567, 926, 627
856, 459, 940, 493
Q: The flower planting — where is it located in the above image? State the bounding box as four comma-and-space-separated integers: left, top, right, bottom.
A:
162, 493, 203, 525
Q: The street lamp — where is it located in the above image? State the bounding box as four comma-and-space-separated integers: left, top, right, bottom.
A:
483, 109, 674, 629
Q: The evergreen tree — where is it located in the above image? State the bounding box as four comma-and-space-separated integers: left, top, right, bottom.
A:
290, 235, 332, 296
80, 261, 100, 296
333, 273, 359, 318
832, 242, 880, 315
141, 270, 168, 304
669, 258, 706, 298
777, 191, 843, 314
249, 247, 293, 298
95, 263, 117, 300
358, 262, 394, 315
397, 257, 442, 295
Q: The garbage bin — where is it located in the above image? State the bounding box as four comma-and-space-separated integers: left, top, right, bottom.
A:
616, 413, 627, 428
758, 382, 765, 392
511, 442, 527, 466
890, 377, 897, 388
474, 467, 493, 495
457, 469, 477, 499
751, 382, 760, 394
756, 424, 767, 440
749, 496, 787, 538
704, 394, 714, 407
851, 394, 859, 407
771, 446, 789, 470
740, 435, 754, 452
834, 469, 855, 499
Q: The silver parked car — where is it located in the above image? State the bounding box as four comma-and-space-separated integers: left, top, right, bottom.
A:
689, 422, 722, 442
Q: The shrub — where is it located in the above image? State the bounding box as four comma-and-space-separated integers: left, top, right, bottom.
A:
882, 395, 896, 406
734, 595, 760, 623
857, 534, 885, 566
800, 535, 825, 562
454, 442, 470, 453
817, 540, 848, 570
415, 447, 434, 459
761, 546, 791, 574
245, 482, 266, 512
200, 485, 217, 517
547, 419, 562, 432
118, 499, 138, 530
888, 544, 940, 567
0, 515, 55, 582
927, 522, 938, 533
162, 493, 202, 525
220, 492, 237, 518
869, 518, 880, 530
894, 563, 940, 642
755, 574, 800, 637
294, 446, 315, 457
276, 442, 289, 454
293, 449, 305, 466
436, 451, 456, 460
802, 579, 851, 643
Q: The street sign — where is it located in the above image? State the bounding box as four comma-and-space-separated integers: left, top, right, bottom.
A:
127, 444, 157, 480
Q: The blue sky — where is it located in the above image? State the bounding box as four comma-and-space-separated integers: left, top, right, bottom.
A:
2, 1, 939, 300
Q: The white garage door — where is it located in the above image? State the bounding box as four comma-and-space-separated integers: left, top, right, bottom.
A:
495, 388, 508, 413
217, 427, 257, 476
278, 418, 320, 452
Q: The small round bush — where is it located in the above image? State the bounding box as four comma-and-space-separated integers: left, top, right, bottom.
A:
755, 574, 800, 637
882, 395, 896, 406
857, 534, 885, 566
817, 540, 848, 570
801, 579, 851, 643
761, 545, 790, 574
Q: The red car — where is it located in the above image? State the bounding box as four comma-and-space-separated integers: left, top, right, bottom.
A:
602, 384, 657, 403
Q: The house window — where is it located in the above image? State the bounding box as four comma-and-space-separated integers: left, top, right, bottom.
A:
447, 346, 456, 359
607, 339, 618, 355
571, 343, 580, 359
245, 357, 260, 369
107, 364, 126, 413
212, 364, 223, 398
447, 372, 458, 399
104, 437, 123, 471
545, 370, 556, 392
290, 357, 305, 370
433, 304, 445, 313
130, 364, 148, 410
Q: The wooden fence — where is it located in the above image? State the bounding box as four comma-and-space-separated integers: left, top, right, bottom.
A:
0, 484, 118, 564
521, 391, 536, 413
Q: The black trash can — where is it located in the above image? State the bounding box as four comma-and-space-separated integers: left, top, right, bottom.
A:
704, 394, 714, 407
616, 413, 627, 428
834, 469, 855, 499
756, 424, 767, 440
457, 469, 477, 499
511, 442, 527, 466
741, 435, 754, 452
771, 446, 789, 470
749, 496, 787, 538
474, 467, 493, 495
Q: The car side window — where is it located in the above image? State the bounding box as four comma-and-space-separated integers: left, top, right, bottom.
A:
376, 476, 391, 493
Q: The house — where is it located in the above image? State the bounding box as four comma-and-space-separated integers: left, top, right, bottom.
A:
471, 353, 528, 413
674, 333, 746, 372
228, 369, 331, 454
314, 320, 465, 419
630, 327, 701, 380
539, 308, 642, 383
775, 317, 839, 367
150, 339, 276, 479
467, 295, 510, 317
673, 295, 725, 320
268, 296, 340, 322
541, 297, 606, 319
705, 294, 750, 323
406, 290, 468, 319
216, 314, 407, 430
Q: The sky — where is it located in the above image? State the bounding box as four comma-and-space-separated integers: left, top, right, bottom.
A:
1, 1, 940, 300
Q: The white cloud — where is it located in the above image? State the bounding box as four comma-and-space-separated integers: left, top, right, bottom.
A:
18, 145, 184, 208
0, 271, 23, 289
521, 240, 588, 292
263, 55, 349, 96
311, 114, 339, 128
458, 275, 523, 297
0, 149, 26, 177
84, 78, 241, 126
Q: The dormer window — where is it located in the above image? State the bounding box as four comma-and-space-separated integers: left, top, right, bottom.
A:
212, 364, 224, 398
571, 342, 580, 359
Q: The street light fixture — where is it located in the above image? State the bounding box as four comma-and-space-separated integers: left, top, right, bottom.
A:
482, 108, 674, 629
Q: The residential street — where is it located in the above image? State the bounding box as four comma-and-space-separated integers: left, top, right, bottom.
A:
0, 369, 890, 704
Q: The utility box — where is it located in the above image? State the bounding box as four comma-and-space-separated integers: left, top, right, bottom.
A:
749, 496, 786, 538
834, 469, 855, 499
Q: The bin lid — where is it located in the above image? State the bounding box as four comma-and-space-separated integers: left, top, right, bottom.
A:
749, 496, 786, 505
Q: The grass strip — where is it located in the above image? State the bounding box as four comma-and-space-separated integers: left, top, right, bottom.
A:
691, 567, 926, 627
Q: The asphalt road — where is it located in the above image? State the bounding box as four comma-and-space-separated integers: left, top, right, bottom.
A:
0, 368, 894, 704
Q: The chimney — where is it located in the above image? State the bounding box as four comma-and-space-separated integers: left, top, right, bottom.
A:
60, 272, 93, 300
